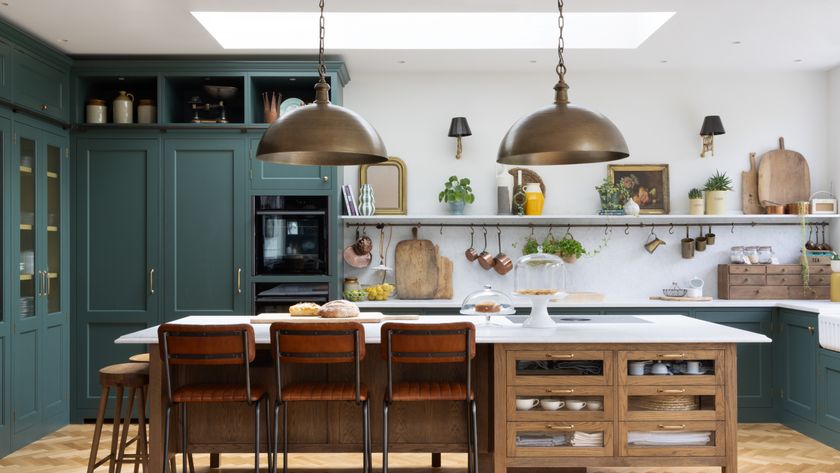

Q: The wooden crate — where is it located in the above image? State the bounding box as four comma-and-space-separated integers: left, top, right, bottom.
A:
718, 264, 829, 300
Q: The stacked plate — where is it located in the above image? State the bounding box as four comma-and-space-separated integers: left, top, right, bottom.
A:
19, 297, 34, 316
630, 395, 700, 411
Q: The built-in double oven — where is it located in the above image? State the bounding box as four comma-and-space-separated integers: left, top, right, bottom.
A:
252, 195, 333, 314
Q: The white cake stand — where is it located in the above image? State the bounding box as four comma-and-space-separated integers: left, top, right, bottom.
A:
520, 292, 567, 328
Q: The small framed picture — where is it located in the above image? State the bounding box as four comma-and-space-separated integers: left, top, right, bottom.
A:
608, 164, 670, 214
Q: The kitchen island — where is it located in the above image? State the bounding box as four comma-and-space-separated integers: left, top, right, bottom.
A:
116, 314, 770, 473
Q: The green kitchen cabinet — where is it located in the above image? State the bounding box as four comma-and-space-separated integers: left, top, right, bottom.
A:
163, 137, 247, 320
0, 113, 11, 457
11, 47, 69, 122
72, 137, 161, 420
248, 136, 336, 191
9, 118, 69, 449
777, 309, 818, 422
817, 350, 840, 434
693, 309, 774, 421
0, 39, 10, 101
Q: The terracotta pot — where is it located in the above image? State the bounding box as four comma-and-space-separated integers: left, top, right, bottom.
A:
560, 254, 577, 264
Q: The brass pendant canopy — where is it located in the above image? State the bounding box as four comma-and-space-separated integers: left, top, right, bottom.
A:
256, 0, 387, 166
497, 0, 629, 166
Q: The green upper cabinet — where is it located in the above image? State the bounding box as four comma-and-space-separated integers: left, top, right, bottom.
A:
0, 113, 11, 457
73, 136, 160, 420
777, 309, 819, 422
163, 137, 247, 320
248, 136, 336, 191
11, 47, 69, 122
0, 39, 10, 101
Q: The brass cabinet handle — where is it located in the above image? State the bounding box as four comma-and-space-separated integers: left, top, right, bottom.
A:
322, 175, 329, 182
40, 104, 48, 110
546, 353, 575, 359
149, 269, 156, 295
656, 353, 687, 359
236, 268, 242, 294
46, 272, 51, 296
808, 325, 815, 335
546, 388, 575, 394
657, 388, 686, 394
545, 424, 574, 430
658, 424, 686, 430
41, 271, 47, 296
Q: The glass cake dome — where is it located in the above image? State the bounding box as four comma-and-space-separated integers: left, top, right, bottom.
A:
460, 284, 516, 315
513, 249, 567, 328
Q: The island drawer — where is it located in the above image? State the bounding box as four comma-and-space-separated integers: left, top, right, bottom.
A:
618, 350, 723, 386
508, 421, 613, 458
506, 350, 612, 386
619, 421, 725, 457
727, 265, 765, 274
618, 385, 724, 421
507, 386, 613, 422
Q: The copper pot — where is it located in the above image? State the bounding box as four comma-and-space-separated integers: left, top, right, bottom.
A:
465, 227, 478, 262
352, 235, 373, 255
764, 204, 784, 214
493, 229, 513, 275
785, 201, 809, 215
477, 228, 494, 270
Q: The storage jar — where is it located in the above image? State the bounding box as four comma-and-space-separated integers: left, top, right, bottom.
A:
758, 246, 774, 264
85, 99, 107, 124
112, 90, 134, 124
729, 246, 745, 264
137, 99, 156, 124
744, 246, 759, 264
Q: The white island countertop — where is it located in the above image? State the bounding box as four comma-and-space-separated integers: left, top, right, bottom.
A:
115, 314, 770, 345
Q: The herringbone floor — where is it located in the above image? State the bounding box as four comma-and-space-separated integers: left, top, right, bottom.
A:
0, 423, 837, 472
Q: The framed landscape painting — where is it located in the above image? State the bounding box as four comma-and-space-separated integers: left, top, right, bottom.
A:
608, 164, 670, 214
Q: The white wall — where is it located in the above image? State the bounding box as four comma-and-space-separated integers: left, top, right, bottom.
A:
829, 66, 840, 244
340, 70, 830, 300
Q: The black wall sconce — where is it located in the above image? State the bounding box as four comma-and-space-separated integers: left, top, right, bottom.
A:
700, 115, 725, 158
448, 117, 472, 159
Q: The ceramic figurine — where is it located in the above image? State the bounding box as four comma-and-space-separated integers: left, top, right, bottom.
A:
358, 184, 376, 216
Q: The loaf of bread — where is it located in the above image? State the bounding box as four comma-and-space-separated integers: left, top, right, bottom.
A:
289, 302, 321, 316
474, 300, 502, 313
318, 299, 360, 319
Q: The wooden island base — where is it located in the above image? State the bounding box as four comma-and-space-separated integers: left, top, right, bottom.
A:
145, 342, 738, 473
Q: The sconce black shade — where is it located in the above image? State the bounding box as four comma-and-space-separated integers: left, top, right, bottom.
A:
448, 117, 472, 137
700, 115, 726, 136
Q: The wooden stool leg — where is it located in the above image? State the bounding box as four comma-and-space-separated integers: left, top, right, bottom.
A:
87, 386, 111, 473
116, 387, 138, 473
136, 386, 149, 473
431, 452, 441, 468
108, 386, 125, 473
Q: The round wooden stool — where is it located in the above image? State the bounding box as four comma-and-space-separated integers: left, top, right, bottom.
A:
87, 363, 149, 473
128, 353, 150, 363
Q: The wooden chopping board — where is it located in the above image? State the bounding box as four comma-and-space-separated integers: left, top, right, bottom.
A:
742, 152, 763, 214
395, 227, 439, 299
434, 254, 453, 299
251, 312, 420, 324
649, 296, 713, 302
757, 137, 811, 206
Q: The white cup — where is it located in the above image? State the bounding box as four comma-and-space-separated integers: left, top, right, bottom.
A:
629, 361, 647, 376
686, 288, 702, 298
540, 399, 565, 411
651, 362, 670, 375
686, 361, 701, 374
516, 398, 540, 411
586, 400, 603, 411
565, 400, 587, 411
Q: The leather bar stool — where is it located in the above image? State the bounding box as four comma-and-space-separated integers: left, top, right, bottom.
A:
87, 363, 149, 473
269, 322, 371, 473
158, 324, 271, 473
381, 322, 478, 473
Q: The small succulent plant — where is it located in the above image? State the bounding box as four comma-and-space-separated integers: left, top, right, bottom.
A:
688, 188, 703, 199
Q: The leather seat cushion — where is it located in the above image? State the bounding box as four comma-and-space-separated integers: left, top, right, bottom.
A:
172, 384, 266, 403
389, 382, 474, 401
282, 382, 368, 402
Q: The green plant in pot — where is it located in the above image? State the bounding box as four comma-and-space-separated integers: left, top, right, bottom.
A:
595, 177, 630, 213
703, 170, 733, 215
688, 188, 704, 215
522, 233, 587, 264
438, 176, 475, 214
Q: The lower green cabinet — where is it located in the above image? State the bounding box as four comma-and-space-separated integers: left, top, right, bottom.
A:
818, 351, 840, 434
777, 310, 819, 422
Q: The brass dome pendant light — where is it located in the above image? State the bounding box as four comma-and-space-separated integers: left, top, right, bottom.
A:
497, 0, 629, 166
257, 0, 387, 166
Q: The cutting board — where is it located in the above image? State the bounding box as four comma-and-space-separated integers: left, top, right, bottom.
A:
649, 296, 713, 302
434, 254, 453, 299
553, 292, 606, 303
251, 312, 420, 324
757, 137, 811, 206
742, 152, 763, 214
395, 227, 439, 299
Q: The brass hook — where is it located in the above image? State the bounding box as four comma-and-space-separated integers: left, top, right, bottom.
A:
731, 222, 735, 234
497, 224, 502, 235
650, 225, 656, 236
529, 224, 535, 237
625, 223, 630, 235
440, 224, 444, 236
669, 223, 675, 235
605, 224, 610, 236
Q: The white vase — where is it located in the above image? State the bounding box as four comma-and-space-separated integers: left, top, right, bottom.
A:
623, 198, 640, 216
496, 165, 513, 215
358, 184, 375, 216
689, 198, 705, 215
705, 191, 727, 215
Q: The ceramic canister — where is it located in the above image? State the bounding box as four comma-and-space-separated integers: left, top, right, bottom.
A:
113, 91, 134, 124
86, 99, 107, 124
137, 99, 156, 124
358, 184, 376, 216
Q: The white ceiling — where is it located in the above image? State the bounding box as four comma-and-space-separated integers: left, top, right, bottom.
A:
1, 0, 838, 72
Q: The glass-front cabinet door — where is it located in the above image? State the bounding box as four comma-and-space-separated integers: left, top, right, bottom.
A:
18, 134, 36, 318
44, 141, 61, 315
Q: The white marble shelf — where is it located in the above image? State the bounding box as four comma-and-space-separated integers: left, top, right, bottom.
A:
342, 214, 839, 226
115, 314, 770, 345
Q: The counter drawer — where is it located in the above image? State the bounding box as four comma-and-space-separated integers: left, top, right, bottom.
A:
618, 350, 723, 386
728, 265, 765, 274
727, 285, 789, 299
507, 386, 613, 422
506, 350, 612, 386
619, 385, 724, 421
728, 274, 766, 285
767, 264, 830, 275
508, 421, 613, 458
619, 421, 725, 457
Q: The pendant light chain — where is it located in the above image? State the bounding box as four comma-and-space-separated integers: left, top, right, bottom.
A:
318, 0, 327, 83
556, 0, 566, 79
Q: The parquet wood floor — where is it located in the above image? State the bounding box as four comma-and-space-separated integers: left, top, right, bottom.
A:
0, 423, 837, 472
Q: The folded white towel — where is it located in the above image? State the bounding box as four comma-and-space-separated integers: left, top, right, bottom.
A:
627, 431, 711, 446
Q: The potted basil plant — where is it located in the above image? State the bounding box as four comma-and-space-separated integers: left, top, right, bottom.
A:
438, 176, 475, 215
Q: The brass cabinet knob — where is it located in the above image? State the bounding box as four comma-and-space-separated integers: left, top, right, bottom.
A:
808, 325, 816, 335
40, 104, 48, 110
322, 175, 329, 182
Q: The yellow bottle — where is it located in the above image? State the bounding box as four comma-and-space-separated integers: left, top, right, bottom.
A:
831, 272, 840, 302
524, 183, 544, 216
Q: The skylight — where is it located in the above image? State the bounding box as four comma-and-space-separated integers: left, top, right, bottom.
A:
191, 12, 675, 50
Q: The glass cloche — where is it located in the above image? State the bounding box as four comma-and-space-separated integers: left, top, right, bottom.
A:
514, 249, 567, 328
460, 284, 516, 326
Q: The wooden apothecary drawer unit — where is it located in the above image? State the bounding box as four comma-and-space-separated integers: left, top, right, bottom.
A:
718, 264, 830, 300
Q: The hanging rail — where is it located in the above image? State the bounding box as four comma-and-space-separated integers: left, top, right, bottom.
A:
346, 221, 829, 231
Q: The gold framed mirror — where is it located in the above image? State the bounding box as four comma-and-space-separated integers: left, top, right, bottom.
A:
359, 157, 407, 215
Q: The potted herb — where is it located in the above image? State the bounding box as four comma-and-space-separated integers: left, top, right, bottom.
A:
595, 177, 630, 214
688, 188, 704, 215
703, 170, 733, 215
438, 176, 475, 215
522, 234, 586, 264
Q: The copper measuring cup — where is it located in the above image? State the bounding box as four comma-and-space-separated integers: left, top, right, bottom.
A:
465, 225, 478, 261
477, 227, 495, 270
681, 226, 695, 259
695, 225, 707, 252
493, 227, 513, 275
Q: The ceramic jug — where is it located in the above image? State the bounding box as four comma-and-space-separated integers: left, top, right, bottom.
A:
524, 183, 544, 215
113, 91, 134, 124
358, 184, 376, 216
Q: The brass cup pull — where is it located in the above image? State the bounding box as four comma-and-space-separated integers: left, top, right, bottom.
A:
322, 175, 329, 182
658, 424, 686, 430
546, 353, 575, 359
149, 268, 156, 295
545, 424, 574, 430
808, 325, 816, 335
236, 268, 242, 294
657, 388, 686, 394
546, 388, 575, 394
657, 353, 687, 359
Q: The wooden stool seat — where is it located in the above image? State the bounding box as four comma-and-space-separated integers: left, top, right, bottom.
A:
99, 362, 148, 388
129, 353, 150, 363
